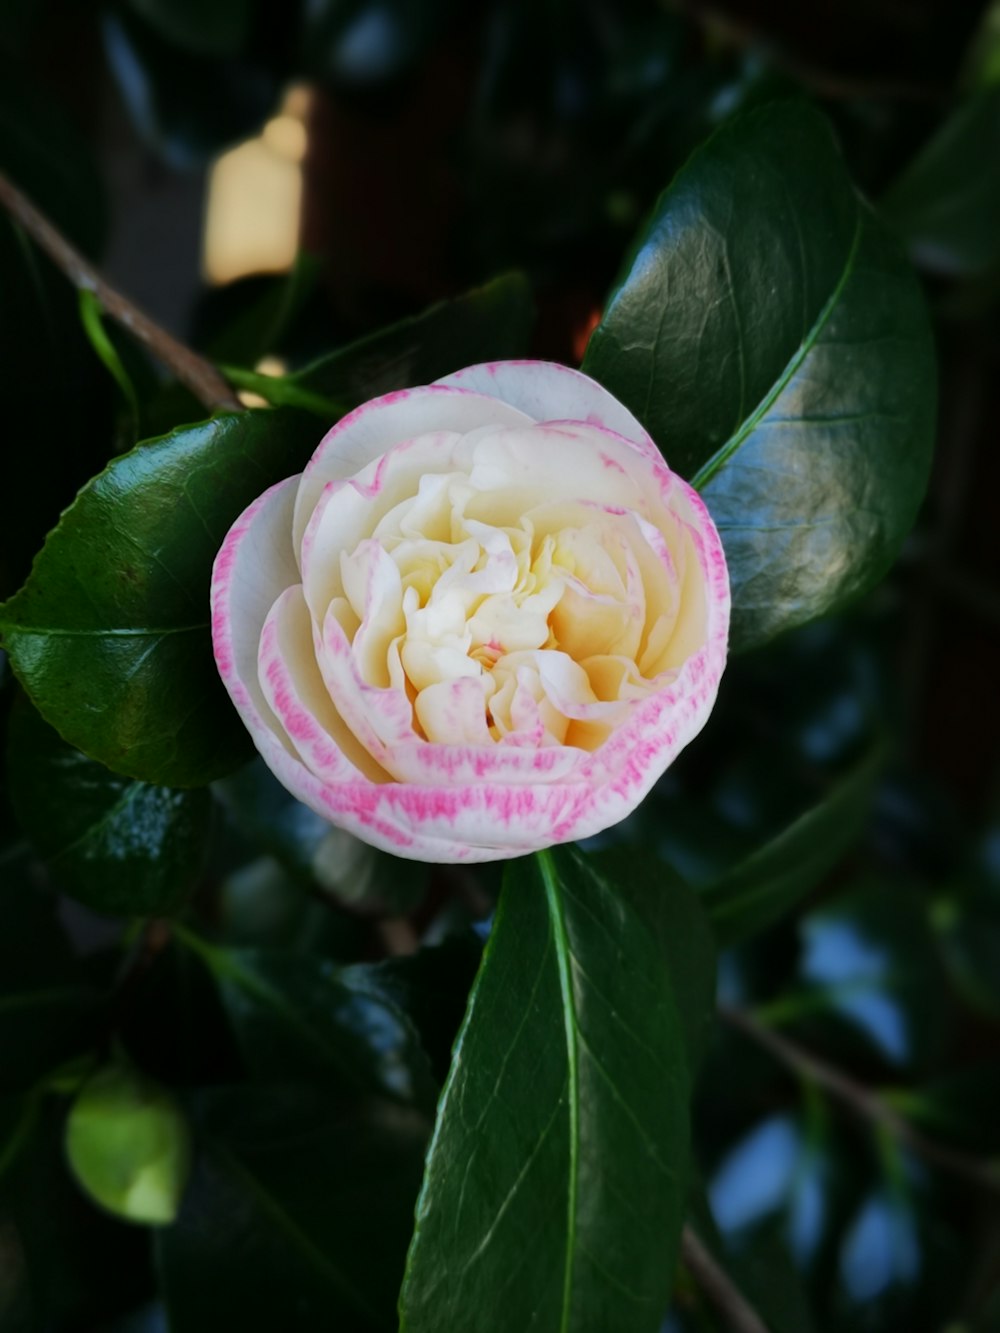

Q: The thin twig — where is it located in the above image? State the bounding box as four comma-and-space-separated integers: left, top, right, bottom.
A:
721, 1005, 1000, 1196
0, 169, 242, 413
681, 1226, 771, 1333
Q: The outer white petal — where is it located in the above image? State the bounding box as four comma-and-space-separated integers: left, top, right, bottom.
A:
292, 385, 535, 549
211, 476, 301, 752
434, 360, 664, 466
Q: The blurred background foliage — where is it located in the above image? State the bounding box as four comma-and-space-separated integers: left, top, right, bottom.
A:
2, 0, 1000, 1330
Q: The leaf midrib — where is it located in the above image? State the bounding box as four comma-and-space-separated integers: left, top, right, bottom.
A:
0, 623, 205, 638
537, 849, 580, 1333
691, 206, 864, 492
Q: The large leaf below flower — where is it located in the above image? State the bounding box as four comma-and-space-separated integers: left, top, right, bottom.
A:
0, 410, 320, 788
583, 101, 936, 652
399, 846, 690, 1333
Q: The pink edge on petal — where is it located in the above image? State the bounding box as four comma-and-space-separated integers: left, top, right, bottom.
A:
433, 360, 665, 463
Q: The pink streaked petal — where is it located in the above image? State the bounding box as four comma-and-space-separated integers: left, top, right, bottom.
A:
300, 431, 461, 617
258, 585, 388, 784
292, 385, 535, 550
211, 476, 301, 752
433, 360, 665, 466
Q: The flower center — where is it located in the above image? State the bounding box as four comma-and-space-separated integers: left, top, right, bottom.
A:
333, 469, 677, 751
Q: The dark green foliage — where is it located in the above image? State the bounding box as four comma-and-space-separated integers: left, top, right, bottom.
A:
2, 12, 996, 1331
7, 697, 212, 916
0, 410, 320, 787
399, 848, 690, 1333
584, 103, 936, 651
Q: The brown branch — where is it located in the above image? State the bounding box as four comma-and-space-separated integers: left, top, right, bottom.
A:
721, 1005, 1000, 1196
681, 1226, 771, 1333
0, 169, 242, 413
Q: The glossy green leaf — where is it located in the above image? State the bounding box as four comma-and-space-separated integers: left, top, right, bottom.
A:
882, 90, 1000, 277
7, 698, 211, 917
703, 742, 884, 945
127, 0, 252, 56
0, 408, 321, 787
591, 849, 717, 1073
399, 846, 689, 1333
583, 101, 935, 652
177, 934, 438, 1111
157, 1088, 428, 1333
294, 273, 535, 404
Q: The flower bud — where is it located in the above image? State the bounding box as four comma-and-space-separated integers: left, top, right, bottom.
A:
65, 1063, 191, 1225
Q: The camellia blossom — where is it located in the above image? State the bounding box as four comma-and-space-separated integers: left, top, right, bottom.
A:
211, 361, 730, 862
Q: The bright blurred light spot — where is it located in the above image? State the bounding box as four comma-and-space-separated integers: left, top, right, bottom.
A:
333, 5, 402, 82
237, 356, 290, 408
840, 1193, 920, 1302
203, 86, 313, 286
801, 918, 909, 1065
710, 1115, 799, 1233
263, 115, 308, 162
256, 356, 288, 378
787, 1153, 827, 1265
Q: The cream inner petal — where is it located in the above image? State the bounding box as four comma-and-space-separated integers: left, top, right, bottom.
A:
270, 420, 708, 778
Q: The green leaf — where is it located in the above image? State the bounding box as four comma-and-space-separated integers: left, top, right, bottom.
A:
583, 101, 935, 653
399, 846, 689, 1333
294, 273, 535, 404
0, 408, 321, 788
881, 89, 1000, 277
591, 849, 717, 1074
78, 290, 142, 439
6, 697, 211, 917
157, 1088, 428, 1333
126, 0, 252, 56
702, 741, 884, 945
176, 934, 438, 1111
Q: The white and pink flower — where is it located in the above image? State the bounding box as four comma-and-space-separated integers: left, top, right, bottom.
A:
211, 361, 730, 862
